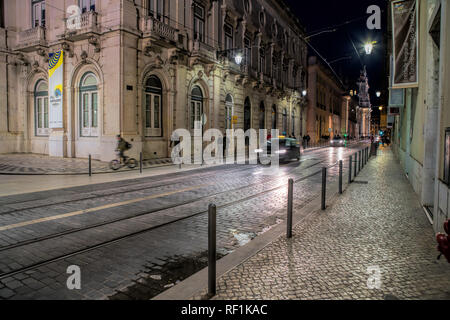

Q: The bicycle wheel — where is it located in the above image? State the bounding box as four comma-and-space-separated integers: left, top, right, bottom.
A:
127, 158, 137, 169
110, 160, 121, 171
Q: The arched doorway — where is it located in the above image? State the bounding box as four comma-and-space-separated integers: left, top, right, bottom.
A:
225, 94, 233, 130
191, 85, 204, 130
259, 102, 265, 130
34, 80, 49, 137
291, 109, 296, 138
244, 97, 251, 132
144, 75, 163, 137
271, 105, 277, 130
282, 108, 288, 135
79, 72, 99, 138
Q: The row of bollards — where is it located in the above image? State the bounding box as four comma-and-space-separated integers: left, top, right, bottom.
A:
205, 146, 373, 298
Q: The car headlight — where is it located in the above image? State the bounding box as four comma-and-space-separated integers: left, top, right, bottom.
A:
339, 140, 344, 143
275, 150, 287, 154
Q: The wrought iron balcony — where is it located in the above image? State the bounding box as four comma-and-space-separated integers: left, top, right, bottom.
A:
16, 26, 47, 52
142, 15, 177, 46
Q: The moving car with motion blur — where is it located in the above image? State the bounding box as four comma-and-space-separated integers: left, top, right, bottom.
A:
330, 136, 345, 147
255, 136, 301, 163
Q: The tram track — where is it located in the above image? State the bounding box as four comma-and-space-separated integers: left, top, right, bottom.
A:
0, 163, 268, 216
0, 159, 329, 280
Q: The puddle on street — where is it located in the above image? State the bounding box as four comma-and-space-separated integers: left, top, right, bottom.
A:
110, 251, 224, 300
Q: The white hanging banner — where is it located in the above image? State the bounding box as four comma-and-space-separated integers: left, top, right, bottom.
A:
48, 50, 64, 128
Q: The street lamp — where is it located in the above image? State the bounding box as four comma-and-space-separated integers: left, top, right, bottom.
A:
376, 91, 381, 98
302, 90, 307, 97
364, 43, 373, 55
379, 106, 383, 111
234, 53, 243, 65
364, 41, 377, 55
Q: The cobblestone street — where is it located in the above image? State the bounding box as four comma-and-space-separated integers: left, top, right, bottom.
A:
0, 144, 365, 300
203, 147, 450, 300
0, 154, 172, 175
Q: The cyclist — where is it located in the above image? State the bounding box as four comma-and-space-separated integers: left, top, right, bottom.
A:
116, 135, 131, 163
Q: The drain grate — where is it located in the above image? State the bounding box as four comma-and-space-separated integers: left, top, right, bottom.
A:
353, 180, 369, 184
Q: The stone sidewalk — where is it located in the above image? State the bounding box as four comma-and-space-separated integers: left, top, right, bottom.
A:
199, 147, 450, 300
0, 154, 172, 175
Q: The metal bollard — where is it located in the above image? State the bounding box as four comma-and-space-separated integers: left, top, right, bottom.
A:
321, 167, 327, 210
208, 204, 216, 297
339, 160, 343, 194
354, 153, 357, 177
140, 152, 143, 174
287, 179, 294, 239
361, 150, 364, 169
89, 155, 92, 177
349, 155, 352, 184
358, 150, 361, 172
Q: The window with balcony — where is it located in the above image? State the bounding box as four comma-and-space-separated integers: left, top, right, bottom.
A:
80, 73, 99, 137
193, 2, 205, 43
35, 80, 49, 136
147, 0, 165, 21
32, 0, 45, 28
244, 36, 252, 67
259, 47, 265, 74
79, 0, 96, 13
144, 76, 163, 137
224, 23, 233, 52
272, 57, 279, 81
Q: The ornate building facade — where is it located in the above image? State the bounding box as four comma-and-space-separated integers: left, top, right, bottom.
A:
0, 0, 308, 161
306, 56, 346, 142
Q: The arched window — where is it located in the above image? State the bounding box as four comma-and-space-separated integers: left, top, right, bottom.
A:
259, 102, 265, 130
225, 94, 233, 130
144, 75, 163, 137
80, 72, 98, 137
271, 105, 277, 130
244, 97, 251, 132
282, 108, 288, 135
191, 86, 203, 129
35, 80, 49, 136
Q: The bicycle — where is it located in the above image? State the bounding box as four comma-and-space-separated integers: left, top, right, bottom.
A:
109, 152, 137, 171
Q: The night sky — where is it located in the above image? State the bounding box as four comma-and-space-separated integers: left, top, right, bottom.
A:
284, 0, 389, 113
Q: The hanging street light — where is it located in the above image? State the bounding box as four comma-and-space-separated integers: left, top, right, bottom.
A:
364, 41, 377, 55
234, 53, 243, 65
